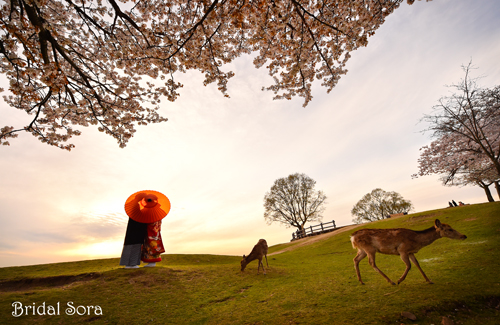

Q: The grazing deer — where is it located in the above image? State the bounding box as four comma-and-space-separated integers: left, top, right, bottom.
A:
241, 239, 269, 274
350, 219, 466, 285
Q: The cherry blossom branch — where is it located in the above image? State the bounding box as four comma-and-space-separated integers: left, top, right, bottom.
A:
167, 0, 219, 60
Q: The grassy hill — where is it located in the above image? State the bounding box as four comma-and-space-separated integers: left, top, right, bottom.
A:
1, 202, 499, 324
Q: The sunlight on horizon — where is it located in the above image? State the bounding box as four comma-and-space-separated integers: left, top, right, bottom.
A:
60, 239, 124, 259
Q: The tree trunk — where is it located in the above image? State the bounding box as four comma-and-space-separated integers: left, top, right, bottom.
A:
494, 181, 500, 200
296, 224, 306, 238
483, 184, 495, 202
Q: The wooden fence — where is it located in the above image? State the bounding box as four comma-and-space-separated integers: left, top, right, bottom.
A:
291, 220, 336, 241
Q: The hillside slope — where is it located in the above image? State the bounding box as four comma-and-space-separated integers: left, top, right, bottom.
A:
1, 202, 499, 324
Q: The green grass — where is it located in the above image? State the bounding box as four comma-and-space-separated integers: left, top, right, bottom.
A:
1, 202, 499, 324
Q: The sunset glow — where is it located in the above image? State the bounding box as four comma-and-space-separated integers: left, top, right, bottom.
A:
1, 0, 499, 267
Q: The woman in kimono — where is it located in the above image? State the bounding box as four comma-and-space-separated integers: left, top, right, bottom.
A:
141, 220, 165, 267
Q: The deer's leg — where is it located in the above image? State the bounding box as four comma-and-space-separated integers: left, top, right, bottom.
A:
397, 253, 412, 284
353, 249, 367, 284
258, 257, 266, 275
409, 254, 433, 284
265, 254, 269, 267
368, 252, 396, 285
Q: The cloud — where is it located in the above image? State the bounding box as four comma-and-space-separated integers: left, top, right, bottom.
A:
67, 212, 128, 241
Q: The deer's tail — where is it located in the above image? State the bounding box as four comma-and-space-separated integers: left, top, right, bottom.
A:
350, 235, 358, 250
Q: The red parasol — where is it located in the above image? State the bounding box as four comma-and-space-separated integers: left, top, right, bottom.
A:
124, 190, 171, 223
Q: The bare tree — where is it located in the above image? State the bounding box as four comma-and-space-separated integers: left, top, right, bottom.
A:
422, 63, 500, 177
264, 173, 326, 231
416, 63, 500, 201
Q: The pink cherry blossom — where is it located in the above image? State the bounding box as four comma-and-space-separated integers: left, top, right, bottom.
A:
0, 0, 420, 149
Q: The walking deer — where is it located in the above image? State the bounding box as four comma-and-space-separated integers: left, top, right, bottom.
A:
241, 239, 269, 274
350, 219, 466, 285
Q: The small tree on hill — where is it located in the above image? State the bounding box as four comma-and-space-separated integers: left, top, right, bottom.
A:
351, 188, 413, 224
264, 173, 326, 231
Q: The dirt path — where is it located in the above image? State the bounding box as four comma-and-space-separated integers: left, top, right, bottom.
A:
0, 273, 101, 292
269, 224, 360, 256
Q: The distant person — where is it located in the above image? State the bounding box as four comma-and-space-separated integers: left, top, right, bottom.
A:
449, 202, 454, 208
459, 201, 465, 206
452, 200, 458, 207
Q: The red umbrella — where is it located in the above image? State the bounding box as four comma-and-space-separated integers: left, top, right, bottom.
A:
124, 190, 171, 223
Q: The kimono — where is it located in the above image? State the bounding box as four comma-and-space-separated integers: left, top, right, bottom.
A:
119, 218, 147, 266
141, 220, 165, 263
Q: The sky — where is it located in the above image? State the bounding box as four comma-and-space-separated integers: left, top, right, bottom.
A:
1, 0, 499, 268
